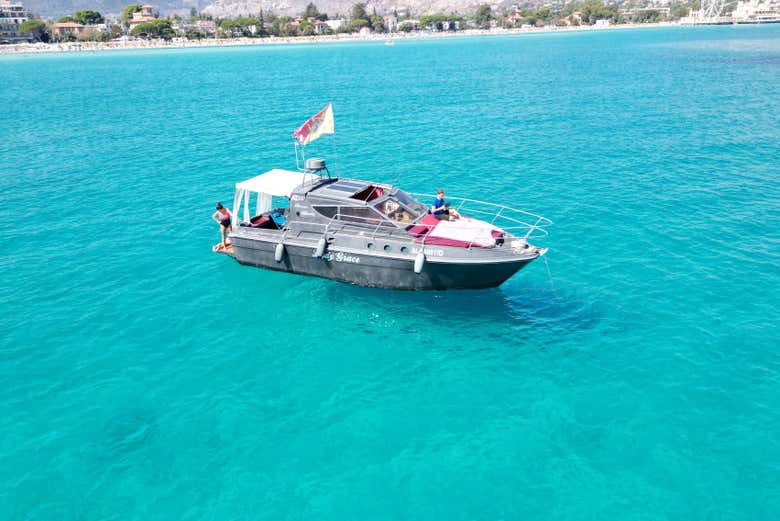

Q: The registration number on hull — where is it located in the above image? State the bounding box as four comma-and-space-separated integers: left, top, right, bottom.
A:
412, 247, 444, 257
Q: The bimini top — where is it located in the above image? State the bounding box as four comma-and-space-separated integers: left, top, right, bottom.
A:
236, 169, 320, 197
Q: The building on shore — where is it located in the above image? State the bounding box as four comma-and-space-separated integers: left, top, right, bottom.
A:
325, 18, 345, 31
383, 15, 398, 32
0, 0, 31, 44
51, 21, 87, 39
397, 19, 420, 31
195, 19, 216, 35
681, 0, 780, 24
619, 7, 671, 19
732, 0, 780, 22
128, 4, 156, 29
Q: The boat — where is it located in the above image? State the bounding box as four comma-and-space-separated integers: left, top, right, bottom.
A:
216, 156, 551, 290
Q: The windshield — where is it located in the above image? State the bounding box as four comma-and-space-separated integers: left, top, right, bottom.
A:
395, 190, 427, 216
375, 192, 426, 225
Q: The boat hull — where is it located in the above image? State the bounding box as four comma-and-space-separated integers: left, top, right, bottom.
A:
229, 238, 536, 290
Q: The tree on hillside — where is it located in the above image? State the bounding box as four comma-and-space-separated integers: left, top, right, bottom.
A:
369, 14, 385, 31
73, 10, 104, 25
350, 18, 369, 30
220, 17, 260, 37
669, 3, 690, 18
77, 28, 111, 41
304, 2, 319, 18
635, 9, 661, 22
57, 15, 74, 22
257, 10, 268, 36
474, 4, 493, 28
18, 19, 50, 42
578, 0, 618, 23
351, 3, 367, 20
121, 4, 143, 27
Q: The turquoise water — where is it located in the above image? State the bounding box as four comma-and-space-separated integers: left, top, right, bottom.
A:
1, 25, 779, 519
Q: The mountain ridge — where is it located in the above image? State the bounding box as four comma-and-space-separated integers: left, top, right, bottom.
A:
23, 0, 494, 19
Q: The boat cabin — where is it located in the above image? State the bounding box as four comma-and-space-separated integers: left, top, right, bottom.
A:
232, 168, 429, 233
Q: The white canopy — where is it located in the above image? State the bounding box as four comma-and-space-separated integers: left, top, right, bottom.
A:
232, 169, 319, 224
235, 169, 319, 197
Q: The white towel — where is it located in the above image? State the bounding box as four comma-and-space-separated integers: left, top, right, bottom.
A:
429, 217, 502, 247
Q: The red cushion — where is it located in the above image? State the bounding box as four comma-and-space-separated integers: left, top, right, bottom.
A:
406, 224, 429, 236
415, 236, 471, 247
420, 214, 440, 226
250, 216, 271, 228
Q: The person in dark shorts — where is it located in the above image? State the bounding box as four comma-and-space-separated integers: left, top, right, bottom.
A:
430, 189, 461, 221
435, 202, 460, 221
212, 202, 232, 251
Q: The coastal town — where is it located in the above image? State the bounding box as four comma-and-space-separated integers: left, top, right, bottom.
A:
1, 0, 779, 52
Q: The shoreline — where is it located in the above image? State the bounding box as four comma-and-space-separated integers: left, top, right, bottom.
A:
0, 22, 683, 55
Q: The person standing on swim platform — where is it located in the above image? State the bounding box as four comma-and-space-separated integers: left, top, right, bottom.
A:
212, 202, 232, 251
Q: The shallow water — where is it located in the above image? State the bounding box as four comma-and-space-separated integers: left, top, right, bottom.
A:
1, 25, 779, 520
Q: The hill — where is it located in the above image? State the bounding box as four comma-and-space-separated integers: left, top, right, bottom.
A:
23, 0, 492, 19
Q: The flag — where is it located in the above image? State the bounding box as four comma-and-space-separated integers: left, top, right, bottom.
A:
292, 103, 335, 146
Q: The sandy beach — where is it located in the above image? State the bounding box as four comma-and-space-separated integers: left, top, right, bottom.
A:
0, 22, 679, 55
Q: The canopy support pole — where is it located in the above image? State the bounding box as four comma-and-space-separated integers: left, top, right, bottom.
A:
231, 189, 243, 226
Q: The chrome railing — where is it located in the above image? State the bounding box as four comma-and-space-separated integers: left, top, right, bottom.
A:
241, 197, 551, 249
409, 193, 552, 242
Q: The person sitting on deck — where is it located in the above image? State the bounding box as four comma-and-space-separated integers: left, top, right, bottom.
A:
430, 188, 447, 216
431, 188, 461, 222
212, 202, 232, 251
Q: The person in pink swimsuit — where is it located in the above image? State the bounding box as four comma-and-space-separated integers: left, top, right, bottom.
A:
212, 202, 232, 251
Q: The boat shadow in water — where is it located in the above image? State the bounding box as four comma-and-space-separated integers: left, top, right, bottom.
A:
318, 280, 599, 338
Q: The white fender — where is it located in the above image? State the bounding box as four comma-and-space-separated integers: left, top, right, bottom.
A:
274, 243, 285, 262
314, 237, 327, 258
414, 252, 425, 274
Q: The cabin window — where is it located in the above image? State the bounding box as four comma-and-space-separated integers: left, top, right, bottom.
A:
339, 207, 392, 227
394, 190, 426, 215
351, 185, 384, 202
312, 206, 338, 219
374, 197, 418, 225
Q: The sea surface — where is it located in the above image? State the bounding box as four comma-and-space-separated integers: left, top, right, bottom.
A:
1, 25, 779, 520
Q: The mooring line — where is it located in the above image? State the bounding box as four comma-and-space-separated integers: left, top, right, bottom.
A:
543, 254, 558, 299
